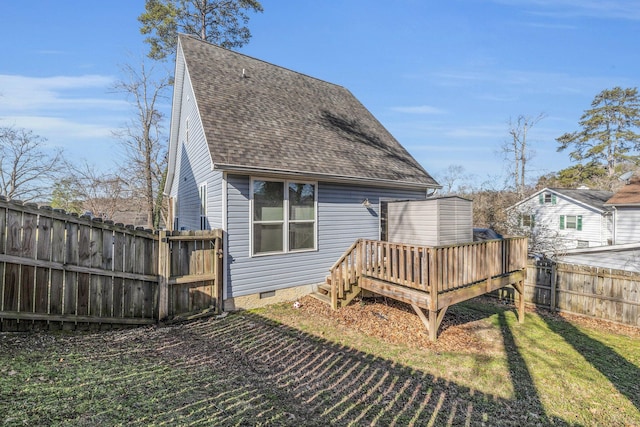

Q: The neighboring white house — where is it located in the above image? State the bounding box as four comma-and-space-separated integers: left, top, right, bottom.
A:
604, 174, 640, 245
507, 187, 614, 252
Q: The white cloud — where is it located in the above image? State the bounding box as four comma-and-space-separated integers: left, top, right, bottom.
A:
0, 74, 125, 112
491, 0, 640, 20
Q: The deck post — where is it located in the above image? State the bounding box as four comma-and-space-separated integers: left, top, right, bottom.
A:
428, 309, 438, 341
518, 276, 526, 323
428, 248, 440, 341
512, 273, 526, 323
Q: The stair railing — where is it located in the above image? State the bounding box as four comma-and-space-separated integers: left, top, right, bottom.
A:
328, 239, 363, 309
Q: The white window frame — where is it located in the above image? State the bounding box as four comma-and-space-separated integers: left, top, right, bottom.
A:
520, 214, 534, 228
250, 177, 318, 256
199, 182, 207, 230
172, 196, 179, 231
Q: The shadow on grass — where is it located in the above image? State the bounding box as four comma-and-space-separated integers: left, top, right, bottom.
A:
497, 310, 548, 421
3, 301, 580, 426
537, 308, 640, 412
127, 307, 572, 426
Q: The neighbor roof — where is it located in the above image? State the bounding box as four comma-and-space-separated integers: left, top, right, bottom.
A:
550, 188, 614, 211
507, 187, 614, 212
605, 175, 640, 205
176, 34, 438, 188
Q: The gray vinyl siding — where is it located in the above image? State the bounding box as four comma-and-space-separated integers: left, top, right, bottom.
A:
225, 175, 425, 297
387, 198, 472, 246
168, 69, 222, 230
614, 207, 640, 244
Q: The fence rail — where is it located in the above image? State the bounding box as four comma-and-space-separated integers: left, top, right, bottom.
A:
0, 197, 223, 331
524, 259, 640, 327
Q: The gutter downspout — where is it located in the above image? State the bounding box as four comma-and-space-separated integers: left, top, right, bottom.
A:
611, 206, 617, 245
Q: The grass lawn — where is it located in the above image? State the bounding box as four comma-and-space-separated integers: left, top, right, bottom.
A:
0, 296, 638, 426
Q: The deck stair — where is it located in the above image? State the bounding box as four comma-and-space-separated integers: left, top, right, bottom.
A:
311, 237, 528, 341
310, 276, 361, 308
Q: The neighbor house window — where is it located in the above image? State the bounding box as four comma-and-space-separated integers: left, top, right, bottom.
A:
252, 179, 316, 255
560, 215, 582, 230
539, 193, 557, 204
577, 240, 589, 248
520, 214, 535, 228
199, 183, 207, 230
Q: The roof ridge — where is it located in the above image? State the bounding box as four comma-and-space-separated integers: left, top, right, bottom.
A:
178, 33, 348, 91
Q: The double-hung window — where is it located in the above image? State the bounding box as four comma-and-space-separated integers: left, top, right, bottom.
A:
252, 179, 316, 255
520, 214, 535, 228
560, 215, 582, 230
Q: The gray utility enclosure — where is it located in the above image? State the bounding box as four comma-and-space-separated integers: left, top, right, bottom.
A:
385, 196, 473, 246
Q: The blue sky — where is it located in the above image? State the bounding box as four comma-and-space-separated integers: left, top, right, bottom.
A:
1, 1, 638, 188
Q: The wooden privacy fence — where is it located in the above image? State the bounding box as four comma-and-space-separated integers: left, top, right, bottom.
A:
0, 197, 223, 331
524, 259, 640, 327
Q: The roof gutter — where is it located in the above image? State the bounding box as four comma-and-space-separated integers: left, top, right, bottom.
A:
213, 163, 442, 191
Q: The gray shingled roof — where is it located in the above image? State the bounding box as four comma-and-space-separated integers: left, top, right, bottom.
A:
551, 188, 614, 211
178, 34, 438, 187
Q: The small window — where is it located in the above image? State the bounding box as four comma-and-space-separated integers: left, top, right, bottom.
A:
520, 214, 535, 228
539, 193, 557, 205
577, 240, 589, 248
199, 183, 207, 230
172, 197, 179, 231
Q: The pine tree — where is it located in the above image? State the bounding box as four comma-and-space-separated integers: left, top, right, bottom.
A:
557, 87, 640, 177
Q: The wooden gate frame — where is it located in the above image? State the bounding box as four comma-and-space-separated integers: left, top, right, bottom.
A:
157, 230, 223, 320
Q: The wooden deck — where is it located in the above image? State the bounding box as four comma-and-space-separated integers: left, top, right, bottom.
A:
324, 237, 528, 341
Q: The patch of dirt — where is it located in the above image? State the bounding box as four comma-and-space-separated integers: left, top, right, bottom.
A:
286, 295, 507, 354
285, 294, 640, 354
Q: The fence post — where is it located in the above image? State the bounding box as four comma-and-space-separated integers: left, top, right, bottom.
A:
157, 230, 169, 321
550, 261, 557, 312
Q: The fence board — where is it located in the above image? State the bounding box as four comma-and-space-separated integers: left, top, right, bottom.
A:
525, 259, 640, 328
0, 200, 218, 329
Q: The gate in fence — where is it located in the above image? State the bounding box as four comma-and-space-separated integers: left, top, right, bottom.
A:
158, 229, 223, 321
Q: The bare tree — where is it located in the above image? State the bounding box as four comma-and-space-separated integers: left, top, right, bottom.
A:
0, 126, 64, 202
437, 164, 474, 195
501, 113, 546, 197
112, 59, 171, 229
54, 162, 131, 221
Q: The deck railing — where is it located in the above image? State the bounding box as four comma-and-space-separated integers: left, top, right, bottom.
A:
329, 237, 528, 307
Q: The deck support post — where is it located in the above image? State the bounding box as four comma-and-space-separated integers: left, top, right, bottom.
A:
411, 303, 448, 342
512, 272, 526, 323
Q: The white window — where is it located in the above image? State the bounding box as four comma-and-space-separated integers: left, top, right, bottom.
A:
577, 240, 589, 248
172, 197, 179, 231
539, 193, 557, 204
199, 183, 207, 230
520, 214, 535, 228
251, 178, 317, 255
560, 215, 582, 231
